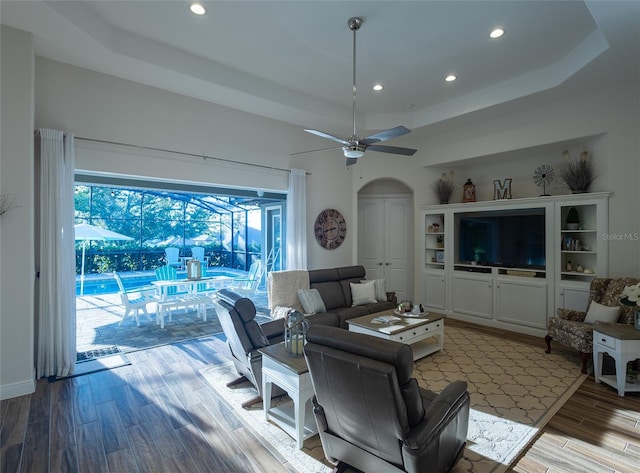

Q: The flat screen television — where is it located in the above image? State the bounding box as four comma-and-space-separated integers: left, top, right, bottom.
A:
457, 209, 545, 269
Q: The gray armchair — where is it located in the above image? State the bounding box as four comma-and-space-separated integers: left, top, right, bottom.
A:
213, 289, 286, 407
304, 325, 470, 473
213, 289, 338, 407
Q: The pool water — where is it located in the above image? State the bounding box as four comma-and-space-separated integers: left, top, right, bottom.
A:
76, 269, 245, 295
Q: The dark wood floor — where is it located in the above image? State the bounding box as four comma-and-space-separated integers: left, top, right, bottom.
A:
1, 319, 638, 473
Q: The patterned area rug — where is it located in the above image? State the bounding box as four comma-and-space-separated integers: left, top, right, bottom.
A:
201, 325, 586, 473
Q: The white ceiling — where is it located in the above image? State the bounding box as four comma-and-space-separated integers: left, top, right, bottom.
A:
2, 1, 639, 139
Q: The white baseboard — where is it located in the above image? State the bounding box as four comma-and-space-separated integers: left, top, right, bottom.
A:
1, 377, 36, 400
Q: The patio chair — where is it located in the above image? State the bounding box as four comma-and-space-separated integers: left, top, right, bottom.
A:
155, 265, 187, 297
165, 247, 182, 269
190, 246, 209, 267
113, 272, 154, 327
230, 260, 262, 295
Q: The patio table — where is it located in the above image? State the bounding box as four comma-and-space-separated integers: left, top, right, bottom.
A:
151, 277, 226, 328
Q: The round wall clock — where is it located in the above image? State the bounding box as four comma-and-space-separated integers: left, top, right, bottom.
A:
314, 209, 347, 249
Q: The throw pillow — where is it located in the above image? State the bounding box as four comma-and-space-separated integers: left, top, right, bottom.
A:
351, 280, 377, 306
583, 301, 620, 324
297, 288, 326, 314
362, 278, 386, 302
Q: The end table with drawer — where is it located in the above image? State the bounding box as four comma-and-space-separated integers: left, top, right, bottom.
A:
258, 343, 318, 449
593, 324, 640, 397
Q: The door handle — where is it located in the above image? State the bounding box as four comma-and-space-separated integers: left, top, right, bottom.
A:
385, 262, 390, 266
378, 262, 383, 266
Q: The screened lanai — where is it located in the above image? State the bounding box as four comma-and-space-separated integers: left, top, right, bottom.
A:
74, 178, 285, 295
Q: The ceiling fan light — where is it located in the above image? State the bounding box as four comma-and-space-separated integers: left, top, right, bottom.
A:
190, 3, 206, 15
343, 147, 365, 159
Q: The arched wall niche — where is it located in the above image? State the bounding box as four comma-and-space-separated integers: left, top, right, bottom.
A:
357, 177, 413, 195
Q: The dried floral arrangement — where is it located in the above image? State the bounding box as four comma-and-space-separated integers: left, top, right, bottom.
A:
559, 150, 596, 193
0, 194, 19, 216
432, 171, 455, 204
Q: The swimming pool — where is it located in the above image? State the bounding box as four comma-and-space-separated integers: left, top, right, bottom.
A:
76, 268, 246, 295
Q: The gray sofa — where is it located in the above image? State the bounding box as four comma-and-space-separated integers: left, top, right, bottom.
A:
213, 265, 397, 404
307, 265, 397, 327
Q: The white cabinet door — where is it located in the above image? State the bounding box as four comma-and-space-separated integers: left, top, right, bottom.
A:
452, 274, 492, 319
558, 284, 590, 311
425, 271, 446, 310
496, 278, 548, 329
358, 197, 412, 301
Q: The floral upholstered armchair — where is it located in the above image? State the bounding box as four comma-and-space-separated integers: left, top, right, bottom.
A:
545, 277, 640, 374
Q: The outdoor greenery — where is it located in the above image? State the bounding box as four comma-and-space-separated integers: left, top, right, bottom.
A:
75, 185, 264, 276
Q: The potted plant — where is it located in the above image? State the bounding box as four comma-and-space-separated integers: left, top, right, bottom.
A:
432, 171, 455, 204
566, 207, 580, 230
559, 150, 597, 193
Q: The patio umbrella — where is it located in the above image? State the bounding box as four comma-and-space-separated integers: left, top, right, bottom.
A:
74, 223, 133, 295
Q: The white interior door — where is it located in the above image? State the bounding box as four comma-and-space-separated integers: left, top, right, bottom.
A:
358, 197, 412, 301
358, 198, 385, 280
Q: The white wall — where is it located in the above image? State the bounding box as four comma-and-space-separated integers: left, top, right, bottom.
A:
0, 26, 36, 399
34, 58, 355, 270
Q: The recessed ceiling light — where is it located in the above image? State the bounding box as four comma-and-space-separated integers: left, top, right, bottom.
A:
445, 74, 457, 82
490, 28, 505, 39
190, 3, 206, 15
372, 84, 384, 91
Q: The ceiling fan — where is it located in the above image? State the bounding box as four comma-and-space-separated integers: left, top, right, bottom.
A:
293, 17, 417, 166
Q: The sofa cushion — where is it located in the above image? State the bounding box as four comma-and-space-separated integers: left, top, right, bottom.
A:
312, 281, 347, 310
298, 288, 327, 314
309, 268, 340, 284
364, 300, 397, 313
306, 312, 340, 327
333, 306, 371, 328
584, 301, 620, 324
351, 281, 378, 306
336, 265, 366, 280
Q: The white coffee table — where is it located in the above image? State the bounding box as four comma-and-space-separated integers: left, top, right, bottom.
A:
259, 343, 318, 449
347, 310, 445, 360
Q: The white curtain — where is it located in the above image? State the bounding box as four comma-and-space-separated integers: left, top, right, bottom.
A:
286, 168, 307, 269
37, 129, 76, 378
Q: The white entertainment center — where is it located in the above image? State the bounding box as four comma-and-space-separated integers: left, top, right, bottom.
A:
420, 192, 609, 336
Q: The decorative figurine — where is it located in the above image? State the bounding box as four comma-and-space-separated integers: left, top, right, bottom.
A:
533, 164, 554, 196
566, 261, 573, 272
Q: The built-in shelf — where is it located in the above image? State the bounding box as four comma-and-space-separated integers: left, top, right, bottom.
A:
420, 192, 610, 335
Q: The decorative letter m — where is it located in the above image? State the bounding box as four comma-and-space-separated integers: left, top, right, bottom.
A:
493, 178, 512, 200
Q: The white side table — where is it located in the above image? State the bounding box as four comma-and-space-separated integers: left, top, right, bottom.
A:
259, 343, 317, 449
593, 324, 640, 397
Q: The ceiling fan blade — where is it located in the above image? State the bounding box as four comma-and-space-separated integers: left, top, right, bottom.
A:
290, 145, 343, 156
345, 157, 359, 166
362, 126, 411, 145
367, 144, 417, 156
304, 129, 350, 145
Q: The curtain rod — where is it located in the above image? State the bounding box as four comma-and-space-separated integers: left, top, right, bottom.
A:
74, 136, 310, 175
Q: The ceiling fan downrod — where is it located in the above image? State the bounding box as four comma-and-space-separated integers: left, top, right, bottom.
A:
348, 17, 362, 140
